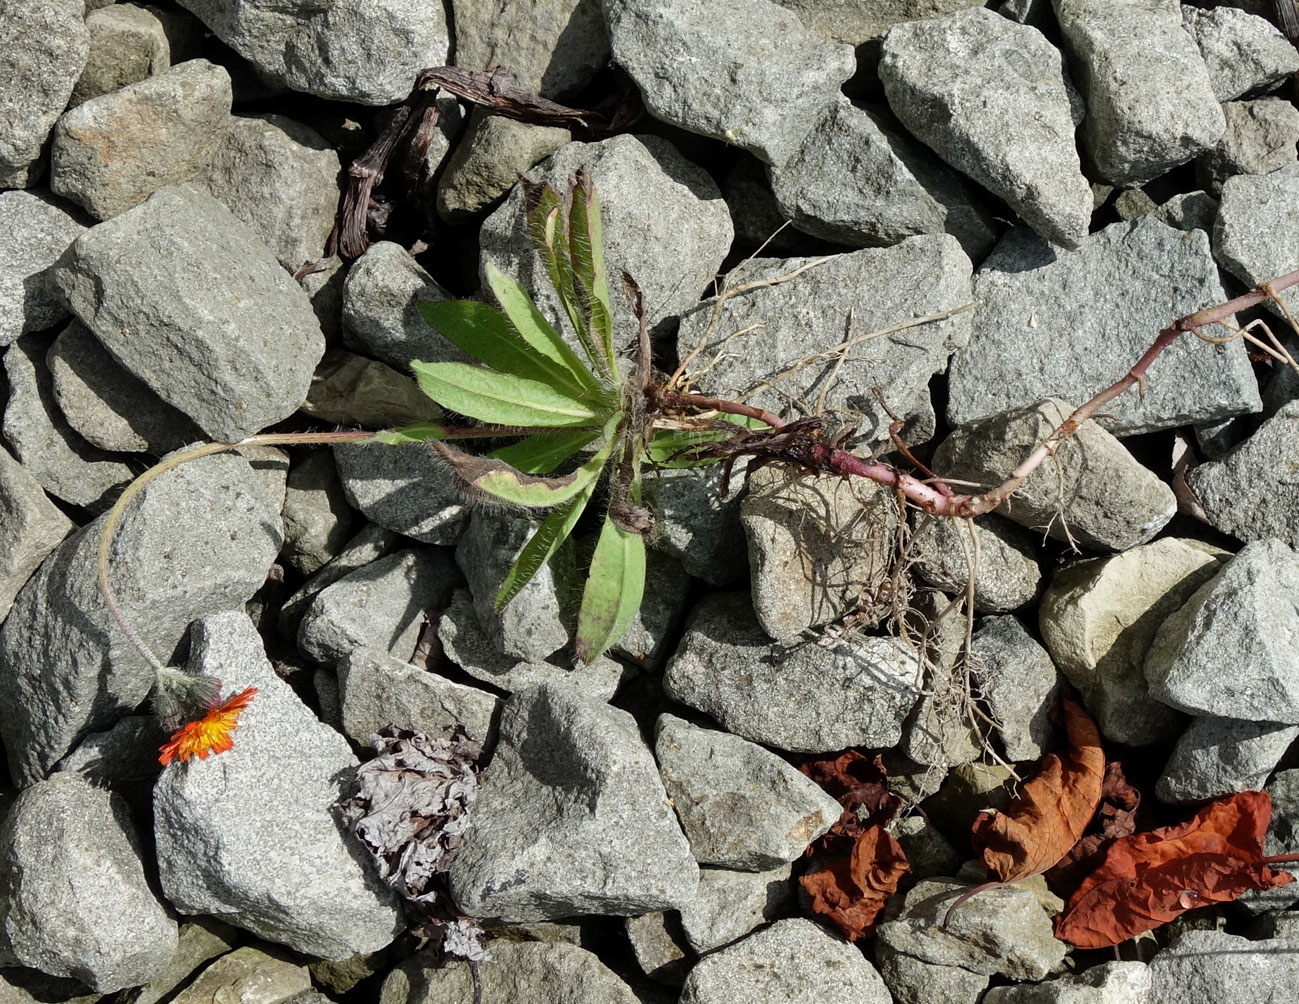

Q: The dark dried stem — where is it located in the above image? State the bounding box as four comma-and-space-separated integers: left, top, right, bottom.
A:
655, 390, 787, 431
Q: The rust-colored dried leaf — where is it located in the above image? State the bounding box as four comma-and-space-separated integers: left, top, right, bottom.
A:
1054, 790, 1294, 949
972, 696, 1104, 883
799, 825, 910, 941
1047, 759, 1141, 896
800, 750, 900, 836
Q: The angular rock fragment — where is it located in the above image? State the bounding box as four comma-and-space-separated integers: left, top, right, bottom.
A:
875, 942, 990, 1004
678, 865, 794, 953
1156, 716, 1299, 804
0, 190, 88, 347
910, 512, 1041, 614
771, 0, 985, 44
1149, 931, 1299, 1002
302, 350, 444, 430
1196, 98, 1299, 195
72, 3, 172, 106
279, 450, 355, 578
450, 0, 608, 97
0, 445, 73, 621
982, 960, 1150, 1004
644, 465, 747, 586
436, 113, 570, 224
1182, 4, 1299, 103
974, 615, 1064, 761
1215, 161, 1299, 318
333, 441, 466, 545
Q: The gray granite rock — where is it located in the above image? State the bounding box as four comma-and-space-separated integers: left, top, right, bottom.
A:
1145, 538, 1299, 722
612, 548, 689, 670
341, 242, 462, 372
0, 190, 88, 347
0, 772, 176, 991
880, 9, 1092, 248
875, 942, 989, 1004
1189, 400, 1299, 550
1154, 189, 1218, 232
1054, 0, 1225, 185
278, 523, 399, 639
1238, 768, 1299, 915
193, 113, 340, 270
128, 919, 241, 1004
0, 444, 73, 621
625, 912, 691, 986
48, 319, 203, 453
644, 465, 747, 586
337, 647, 501, 748
890, 813, 963, 881
1197, 98, 1299, 195
437, 113, 571, 224
302, 350, 444, 430
898, 592, 985, 769
71, 3, 172, 106
280, 450, 355, 578
456, 510, 573, 664
1039, 538, 1225, 745
1182, 4, 1299, 102
604, 0, 855, 167
974, 615, 1064, 761
380, 939, 640, 1004
154, 612, 404, 958
674, 235, 973, 443
437, 588, 629, 701
447, 682, 699, 921
51, 59, 233, 220
3, 333, 135, 510
0, 970, 99, 1004
766, 96, 995, 258
983, 960, 1151, 1004
0, 451, 281, 785
933, 397, 1177, 551
175, 0, 448, 105
50, 185, 325, 440
451, 0, 608, 98
479, 134, 733, 341
772, 0, 985, 44
333, 440, 467, 544
949, 219, 1260, 435
169, 947, 311, 1004
678, 919, 891, 1004
1156, 715, 1299, 804
663, 592, 921, 753
1148, 930, 1299, 1003
655, 714, 842, 869
876, 878, 1066, 981
1215, 162, 1299, 318
0, 0, 88, 187
678, 864, 794, 953
54, 714, 166, 787
910, 512, 1041, 614
297, 548, 454, 666
923, 761, 1014, 843
741, 466, 898, 641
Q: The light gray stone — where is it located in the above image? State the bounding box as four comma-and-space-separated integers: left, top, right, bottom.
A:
880, 9, 1092, 248
663, 592, 921, 753
0, 444, 73, 622
0, 190, 88, 347
604, 0, 855, 167
437, 113, 571, 224
766, 95, 995, 258
910, 512, 1041, 614
771, 0, 985, 44
175, 0, 448, 105
154, 611, 404, 958
875, 942, 989, 1004
297, 548, 456, 666
982, 960, 1151, 1004
0, 0, 88, 187
949, 219, 1260, 435
3, 333, 135, 510
1148, 930, 1299, 1004
655, 714, 842, 869
1215, 162, 1299, 319
1153, 189, 1218, 232
71, 3, 171, 106
678, 864, 794, 953
624, 912, 691, 986
447, 682, 699, 921
674, 235, 973, 443
1039, 538, 1225, 745
1145, 538, 1299, 722
129, 919, 241, 1004
1182, 4, 1299, 102
1197, 98, 1299, 195
451, 0, 608, 98
0, 773, 176, 991
51, 59, 233, 220
612, 548, 689, 670
168, 946, 311, 1004
302, 350, 445, 430
678, 918, 891, 1004
478, 133, 733, 341
50, 185, 326, 441
933, 397, 1177, 551
337, 647, 501, 748
975, 615, 1065, 761
741, 466, 898, 641
48, 319, 203, 453
1156, 715, 1299, 803
54, 715, 166, 787
280, 449, 355, 578
1054, 0, 1225, 185
380, 940, 640, 1004
0, 451, 281, 785
644, 465, 747, 586
278, 523, 399, 639
1189, 400, 1299, 550
193, 113, 341, 270
876, 878, 1066, 981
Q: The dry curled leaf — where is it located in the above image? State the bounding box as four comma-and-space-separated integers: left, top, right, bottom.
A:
1054, 790, 1294, 949
1046, 759, 1141, 896
800, 750, 901, 833
973, 696, 1105, 883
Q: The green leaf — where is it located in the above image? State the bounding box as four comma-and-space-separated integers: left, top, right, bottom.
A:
575, 494, 648, 663
484, 263, 605, 398
489, 429, 600, 474
495, 481, 597, 611
372, 422, 449, 445
569, 170, 616, 370
646, 414, 772, 467
411, 361, 605, 427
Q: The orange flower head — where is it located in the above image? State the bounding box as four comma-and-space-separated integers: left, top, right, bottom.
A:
159, 687, 259, 766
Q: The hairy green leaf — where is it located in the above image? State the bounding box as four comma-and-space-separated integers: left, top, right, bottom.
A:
489, 429, 600, 474
575, 496, 648, 662
411, 361, 605, 427
569, 169, 616, 368
495, 481, 597, 611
